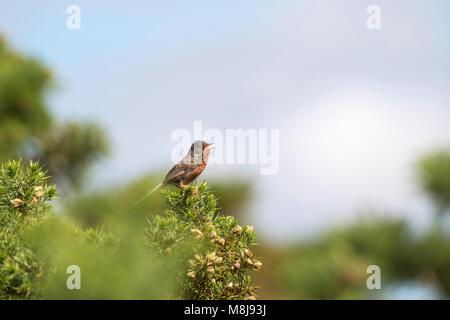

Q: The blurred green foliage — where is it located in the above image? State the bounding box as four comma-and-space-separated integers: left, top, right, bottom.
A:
30, 122, 109, 189
0, 37, 108, 188
24, 214, 175, 299
0, 38, 52, 161
208, 180, 252, 221
63, 173, 252, 233
261, 146, 450, 299
272, 217, 450, 299
416, 147, 450, 214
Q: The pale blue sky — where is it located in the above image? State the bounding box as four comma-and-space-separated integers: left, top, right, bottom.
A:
1, 1, 449, 241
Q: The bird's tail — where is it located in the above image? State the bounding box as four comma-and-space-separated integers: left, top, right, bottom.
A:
134, 182, 163, 207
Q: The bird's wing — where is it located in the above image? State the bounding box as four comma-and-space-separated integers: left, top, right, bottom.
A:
163, 164, 185, 184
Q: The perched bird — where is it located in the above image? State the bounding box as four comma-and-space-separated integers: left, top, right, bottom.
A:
135, 140, 213, 205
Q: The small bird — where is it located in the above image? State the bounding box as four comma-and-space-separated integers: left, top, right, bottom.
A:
135, 140, 214, 205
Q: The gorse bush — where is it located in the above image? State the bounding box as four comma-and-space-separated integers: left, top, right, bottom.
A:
0, 160, 56, 215
0, 160, 56, 299
146, 183, 261, 300
0, 161, 261, 299
0, 160, 159, 299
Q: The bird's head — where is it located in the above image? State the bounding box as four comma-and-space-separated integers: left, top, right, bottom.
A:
190, 140, 214, 153
188, 140, 214, 164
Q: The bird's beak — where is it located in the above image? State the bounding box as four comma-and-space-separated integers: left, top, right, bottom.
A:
206, 143, 215, 150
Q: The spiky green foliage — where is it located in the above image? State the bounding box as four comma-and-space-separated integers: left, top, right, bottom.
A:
146, 182, 261, 300
0, 160, 257, 299
0, 160, 56, 299
0, 160, 172, 299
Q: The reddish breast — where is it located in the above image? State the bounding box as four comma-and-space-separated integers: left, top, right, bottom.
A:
184, 163, 206, 184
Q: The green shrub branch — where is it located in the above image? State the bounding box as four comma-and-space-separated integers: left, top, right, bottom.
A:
146, 182, 261, 300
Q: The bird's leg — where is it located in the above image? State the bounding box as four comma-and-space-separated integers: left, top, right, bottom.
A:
177, 182, 186, 195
